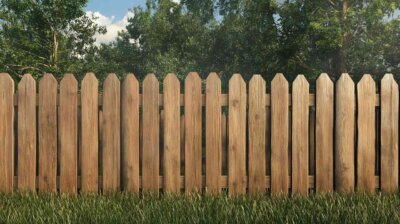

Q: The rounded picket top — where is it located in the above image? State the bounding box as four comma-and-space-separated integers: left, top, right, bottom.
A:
103, 73, 120, 88
20, 73, 35, 83
124, 73, 138, 83
357, 74, 375, 88
123, 73, 139, 90
143, 73, 159, 86
0, 72, 14, 95
60, 73, 78, 87
229, 73, 246, 86
82, 73, 99, 85
337, 73, 354, 84
0, 73, 13, 84
206, 72, 220, 81
293, 75, 309, 88
19, 74, 35, 89
39, 73, 57, 88
249, 74, 266, 85
164, 73, 180, 86
185, 72, 201, 85
271, 73, 288, 86
382, 73, 398, 87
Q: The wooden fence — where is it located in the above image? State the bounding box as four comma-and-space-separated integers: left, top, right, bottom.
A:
0, 72, 398, 195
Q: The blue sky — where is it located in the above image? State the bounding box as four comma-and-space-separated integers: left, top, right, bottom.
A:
86, 0, 146, 21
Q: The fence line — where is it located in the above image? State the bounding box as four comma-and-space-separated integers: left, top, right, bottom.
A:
0, 72, 398, 195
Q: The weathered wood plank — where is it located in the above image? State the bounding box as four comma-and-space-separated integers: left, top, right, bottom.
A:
228, 74, 247, 195
248, 75, 266, 194
163, 74, 181, 193
315, 73, 334, 193
271, 73, 289, 195
102, 74, 121, 191
335, 73, 355, 193
292, 75, 309, 195
81, 73, 99, 193
185, 72, 202, 194
121, 74, 140, 193
205, 73, 222, 194
17, 74, 36, 191
381, 74, 399, 193
38, 74, 58, 192
142, 74, 160, 193
357, 75, 376, 193
59, 74, 78, 194
0, 73, 14, 192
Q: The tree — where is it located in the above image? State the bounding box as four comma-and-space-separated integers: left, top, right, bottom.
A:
0, 0, 105, 79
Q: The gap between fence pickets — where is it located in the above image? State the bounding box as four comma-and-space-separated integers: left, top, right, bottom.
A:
12, 176, 381, 190
12, 94, 381, 106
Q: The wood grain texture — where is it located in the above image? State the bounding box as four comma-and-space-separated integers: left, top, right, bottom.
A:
163, 74, 181, 193
59, 74, 78, 194
248, 75, 266, 194
39, 74, 58, 192
335, 73, 355, 193
205, 73, 222, 194
292, 75, 309, 195
81, 73, 99, 193
142, 74, 160, 193
228, 74, 247, 195
357, 75, 376, 193
380, 74, 399, 193
121, 74, 140, 193
102, 74, 121, 192
0, 73, 14, 192
271, 73, 289, 195
17, 74, 36, 191
315, 73, 334, 193
185, 72, 202, 194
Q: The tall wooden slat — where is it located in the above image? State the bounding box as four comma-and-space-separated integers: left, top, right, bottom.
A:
59, 74, 78, 194
381, 74, 399, 193
248, 75, 266, 194
292, 75, 309, 195
335, 73, 355, 193
205, 73, 222, 194
163, 74, 181, 193
185, 72, 202, 194
0, 73, 14, 192
17, 74, 36, 191
142, 74, 160, 193
315, 74, 334, 193
357, 75, 376, 193
309, 108, 315, 176
271, 73, 289, 195
81, 73, 99, 193
39, 74, 57, 192
102, 74, 121, 191
121, 74, 140, 193
228, 74, 247, 195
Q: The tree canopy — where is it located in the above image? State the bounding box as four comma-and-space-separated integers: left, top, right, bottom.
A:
0, 0, 399, 84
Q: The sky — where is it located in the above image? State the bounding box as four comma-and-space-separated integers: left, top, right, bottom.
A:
86, 0, 181, 44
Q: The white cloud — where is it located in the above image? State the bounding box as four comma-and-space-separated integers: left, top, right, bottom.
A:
86, 11, 134, 44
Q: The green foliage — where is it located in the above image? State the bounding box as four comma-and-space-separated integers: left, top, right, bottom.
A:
0, 0, 399, 84
1, 193, 400, 223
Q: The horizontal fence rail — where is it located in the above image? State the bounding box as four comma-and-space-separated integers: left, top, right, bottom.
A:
0, 72, 398, 195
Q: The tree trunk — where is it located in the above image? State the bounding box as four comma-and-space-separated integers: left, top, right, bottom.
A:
334, 0, 349, 78
50, 31, 58, 67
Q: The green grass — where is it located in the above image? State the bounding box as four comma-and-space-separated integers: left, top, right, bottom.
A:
0, 193, 399, 223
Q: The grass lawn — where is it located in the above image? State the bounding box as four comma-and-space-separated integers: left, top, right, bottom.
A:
0, 192, 399, 223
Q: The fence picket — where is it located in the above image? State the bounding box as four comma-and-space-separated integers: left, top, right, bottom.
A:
38, 74, 57, 192
335, 73, 355, 193
206, 73, 222, 194
357, 75, 376, 193
271, 73, 289, 195
142, 74, 160, 193
381, 74, 399, 193
229, 74, 247, 195
102, 74, 121, 191
164, 74, 181, 193
59, 74, 78, 194
292, 75, 309, 195
17, 74, 36, 191
185, 72, 202, 194
0, 73, 14, 192
315, 73, 334, 193
248, 75, 266, 194
81, 73, 99, 193
121, 74, 140, 193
